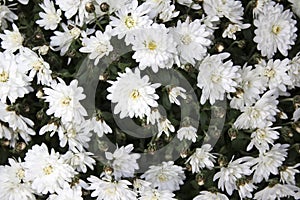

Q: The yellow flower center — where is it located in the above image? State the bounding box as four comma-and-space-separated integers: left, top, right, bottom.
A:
61, 96, 71, 106
0, 71, 9, 82
32, 61, 43, 71
148, 41, 157, 51
158, 173, 168, 182
211, 74, 221, 83
43, 165, 54, 175
181, 34, 192, 45
125, 16, 136, 29
130, 89, 140, 100
16, 168, 25, 180
265, 69, 276, 78
272, 25, 281, 35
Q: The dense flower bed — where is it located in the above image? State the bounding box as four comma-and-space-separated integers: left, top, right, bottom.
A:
0, 0, 300, 199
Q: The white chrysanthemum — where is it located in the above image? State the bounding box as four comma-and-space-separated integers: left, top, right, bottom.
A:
24, 143, 76, 194
105, 144, 140, 179
177, 125, 197, 142
88, 176, 138, 200
143, 0, 179, 22
193, 191, 229, 200
237, 179, 257, 199
0, 159, 36, 200
109, 0, 152, 45
0, 23, 23, 53
246, 126, 280, 153
17, 48, 53, 86
197, 53, 240, 105
234, 90, 279, 129
43, 78, 87, 124
288, 0, 300, 18
50, 23, 82, 56
0, 4, 18, 30
167, 85, 186, 105
48, 183, 83, 200
146, 108, 161, 125
131, 24, 178, 73
141, 161, 185, 192
213, 156, 253, 195
252, 143, 289, 183
36, 0, 62, 30
139, 188, 176, 200
170, 17, 212, 65
177, 0, 201, 10
253, 0, 272, 16
203, 0, 244, 24
255, 59, 292, 92
254, 183, 299, 200
80, 29, 113, 65
133, 179, 152, 194
96, 0, 133, 15
222, 23, 250, 40
157, 117, 175, 138
229, 64, 266, 110
62, 149, 95, 173
288, 52, 300, 88
186, 144, 216, 173
90, 116, 112, 137
107, 68, 160, 119
280, 164, 300, 185
253, 3, 297, 58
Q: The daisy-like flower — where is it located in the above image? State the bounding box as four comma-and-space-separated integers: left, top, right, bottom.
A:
0, 4, 18, 30
79, 28, 113, 65
0, 158, 36, 200
170, 17, 212, 65
186, 144, 216, 173
0, 52, 32, 104
157, 117, 175, 138
50, 23, 82, 56
166, 85, 187, 105
90, 116, 112, 137
229, 64, 266, 110
107, 68, 160, 119
87, 176, 138, 200
288, 0, 300, 18
131, 24, 178, 73
143, 0, 179, 22
105, 144, 140, 179
109, 0, 153, 45
141, 161, 185, 192
146, 108, 161, 125
139, 188, 176, 200
254, 183, 300, 200
255, 59, 292, 92
213, 156, 254, 195
43, 78, 88, 124
62, 149, 96, 173
280, 164, 300, 185
236, 179, 257, 199
0, 23, 23, 53
48, 183, 83, 200
234, 90, 279, 129
197, 53, 240, 105
96, 0, 133, 15
177, 125, 198, 142
222, 23, 250, 40
253, 3, 297, 58
24, 143, 76, 194
288, 52, 300, 88
177, 0, 201, 10
246, 126, 280, 153
36, 0, 62, 30
252, 143, 289, 183
193, 191, 229, 200
253, 0, 272, 16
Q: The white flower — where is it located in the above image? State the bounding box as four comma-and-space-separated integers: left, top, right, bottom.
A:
246, 126, 280, 153
288, 0, 300, 18
253, 0, 272, 16
24, 143, 76, 194
0, 159, 36, 200
8, 0, 29, 5
96, 0, 133, 15
43, 78, 87, 124
88, 176, 138, 200
0, 23, 23, 53
177, 0, 201, 10
156, 3, 179, 23
131, 24, 178, 73
253, 3, 297, 58
133, 179, 152, 194
0, 123, 13, 142
143, 0, 179, 22
50, 23, 82, 56
79, 29, 113, 65
62, 149, 96, 173
186, 144, 216, 173
222, 23, 250, 40
167, 85, 187, 105
139, 188, 176, 200
251, 143, 289, 183
213, 156, 253, 195
0, 4, 18, 30
177, 125, 197, 142
0, 52, 33, 103
141, 161, 185, 192
170, 17, 212, 65
107, 68, 160, 119
48, 183, 83, 200
237, 179, 257, 199
36, 0, 62, 30
146, 108, 161, 125
193, 191, 229, 200
289, 52, 300, 88
280, 164, 300, 185
109, 0, 153, 45
293, 107, 300, 121
157, 117, 175, 138
229, 64, 266, 110
234, 90, 279, 129
90, 116, 112, 137
105, 144, 140, 179
254, 183, 299, 200
197, 53, 240, 105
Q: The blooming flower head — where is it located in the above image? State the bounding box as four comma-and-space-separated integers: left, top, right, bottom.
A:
0, 23, 24, 53
253, 3, 297, 58
280, 164, 300, 185
288, 0, 300, 18
107, 68, 160, 119
236, 179, 257, 199
36, 0, 62, 30
193, 191, 229, 200
197, 53, 240, 105
141, 161, 185, 192
177, 125, 197, 142
0, 4, 18, 30
131, 23, 178, 73
90, 116, 112, 137
48, 183, 83, 200
62, 149, 96, 173
143, 0, 179, 22
157, 117, 175, 138
139, 188, 176, 200
166, 85, 187, 105
254, 183, 299, 200
43, 78, 87, 124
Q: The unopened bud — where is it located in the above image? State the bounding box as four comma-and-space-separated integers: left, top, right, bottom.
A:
85, 2, 95, 13
100, 2, 110, 12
